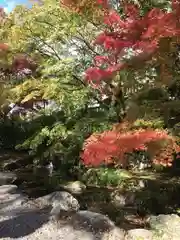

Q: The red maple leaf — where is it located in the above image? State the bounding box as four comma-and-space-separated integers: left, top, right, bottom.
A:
85, 0, 180, 86
81, 129, 175, 166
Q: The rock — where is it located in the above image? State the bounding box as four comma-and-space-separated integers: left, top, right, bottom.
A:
2, 155, 32, 171
125, 229, 153, 240
0, 184, 124, 240
138, 180, 145, 188
3, 160, 20, 170
0, 207, 50, 239
66, 210, 125, 240
111, 190, 135, 207
70, 210, 115, 229
102, 226, 125, 240
0, 185, 27, 215
0, 171, 16, 185
17, 214, 125, 240
25, 191, 80, 215
138, 162, 151, 170
0, 193, 26, 210
0, 196, 125, 240
0, 184, 17, 194
149, 214, 180, 240
111, 191, 126, 207
59, 181, 86, 194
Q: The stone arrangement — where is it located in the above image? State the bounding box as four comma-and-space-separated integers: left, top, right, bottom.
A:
0, 172, 180, 240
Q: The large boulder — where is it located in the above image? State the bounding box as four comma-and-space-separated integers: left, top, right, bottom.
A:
25, 191, 80, 215
12, 212, 125, 240
125, 229, 153, 240
0, 192, 125, 240
53, 210, 125, 240
149, 214, 180, 240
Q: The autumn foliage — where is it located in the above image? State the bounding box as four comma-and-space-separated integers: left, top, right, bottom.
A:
0, 43, 9, 51
60, 0, 108, 16
80, 0, 180, 167
81, 124, 180, 167
84, 0, 180, 87
0, 43, 37, 75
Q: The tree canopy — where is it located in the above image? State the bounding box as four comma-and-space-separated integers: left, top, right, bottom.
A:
0, 0, 180, 169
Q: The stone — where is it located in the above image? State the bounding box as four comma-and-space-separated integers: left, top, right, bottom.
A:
2, 154, 32, 171
102, 226, 125, 240
0, 171, 16, 185
138, 180, 145, 188
60, 181, 86, 194
0, 193, 25, 208
138, 162, 151, 170
26, 191, 80, 215
149, 214, 180, 240
18, 215, 124, 240
70, 210, 115, 229
0, 188, 125, 240
0, 184, 17, 194
68, 210, 125, 240
0, 185, 27, 215
125, 229, 153, 240
111, 191, 126, 207
111, 190, 135, 207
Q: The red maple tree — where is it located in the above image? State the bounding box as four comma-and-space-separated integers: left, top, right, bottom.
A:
80, 0, 180, 167
84, 0, 180, 84
81, 124, 180, 167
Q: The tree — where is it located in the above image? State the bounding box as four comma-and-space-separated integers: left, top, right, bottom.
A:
84, 0, 180, 88
0, 1, 115, 164
81, 0, 180, 167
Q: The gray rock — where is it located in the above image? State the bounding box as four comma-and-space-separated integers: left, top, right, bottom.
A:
0, 184, 17, 194
0, 193, 25, 207
0, 199, 125, 240
125, 229, 153, 240
59, 181, 86, 194
19, 217, 125, 240
111, 191, 135, 207
64, 210, 125, 240
26, 191, 80, 215
0, 185, 125, 240
138, 180, 145, 188
149, 214, 180, 240
0, 185, 27, 215
0, 172, 16, 185
138, 162, 151, 170
111, 191, 126, 207
102, 227, 125, 240
70, 210, 115, 229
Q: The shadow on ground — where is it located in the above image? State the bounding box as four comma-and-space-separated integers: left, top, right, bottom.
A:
0, 208, 50, 239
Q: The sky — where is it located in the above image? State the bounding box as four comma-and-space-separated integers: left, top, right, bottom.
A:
0, 0, 31, 12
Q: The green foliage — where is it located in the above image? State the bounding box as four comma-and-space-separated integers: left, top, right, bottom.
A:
0, 0, 113, 170
15, 105, 114, 167
132, 118, 165, 129
0, 118, 25, 149
81, 167, 133, 186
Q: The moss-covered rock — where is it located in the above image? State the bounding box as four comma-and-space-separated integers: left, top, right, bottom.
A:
149, 214, 180, 240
